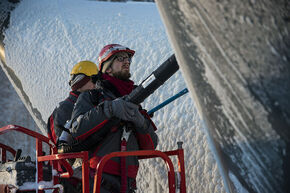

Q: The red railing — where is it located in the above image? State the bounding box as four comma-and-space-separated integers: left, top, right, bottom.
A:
0, 125, 90, 193
0, 125, 187, 193
0, 142, 16, 163
94, 143, 186, 193
38, 151, 90, 193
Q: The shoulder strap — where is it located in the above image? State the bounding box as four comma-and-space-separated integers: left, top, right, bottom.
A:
47, 114, 57, 144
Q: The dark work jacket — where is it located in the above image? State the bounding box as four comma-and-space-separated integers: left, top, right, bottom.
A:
70, 80, 158, 179
47, 91, 80, 144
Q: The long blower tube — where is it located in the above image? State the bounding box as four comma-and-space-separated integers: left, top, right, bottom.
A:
126, 54, 179, 104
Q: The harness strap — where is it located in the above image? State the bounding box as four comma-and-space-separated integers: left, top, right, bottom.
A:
120, 138, 127, 193
120, 127, 131, 193
49, 115, 57, 144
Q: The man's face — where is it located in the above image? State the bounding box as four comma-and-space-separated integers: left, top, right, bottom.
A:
106, 52, 131, 81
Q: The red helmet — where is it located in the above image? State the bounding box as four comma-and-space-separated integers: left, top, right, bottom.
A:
98, 44, 135, 72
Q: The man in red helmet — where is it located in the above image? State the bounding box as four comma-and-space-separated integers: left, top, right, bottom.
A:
70, 44, 158, 193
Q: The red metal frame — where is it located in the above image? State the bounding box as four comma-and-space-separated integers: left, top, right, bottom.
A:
0, 125, 187, 193
94, 148, 186, 193
0, 125, 90, 193
0, 142, 16, 163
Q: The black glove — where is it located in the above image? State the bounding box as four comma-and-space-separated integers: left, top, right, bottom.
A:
103, 98, 145, 128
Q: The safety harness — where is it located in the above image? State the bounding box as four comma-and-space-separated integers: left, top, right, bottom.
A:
120, 126, 132, 193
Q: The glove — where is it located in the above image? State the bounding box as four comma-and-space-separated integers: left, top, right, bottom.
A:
103, 98, 146, 128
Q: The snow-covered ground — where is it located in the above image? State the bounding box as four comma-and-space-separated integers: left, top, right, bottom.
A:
1, 0, 225, 192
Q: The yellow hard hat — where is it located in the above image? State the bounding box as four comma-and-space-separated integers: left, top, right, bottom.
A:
70, 60, 98, 77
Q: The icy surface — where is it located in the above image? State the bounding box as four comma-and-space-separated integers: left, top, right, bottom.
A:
155, 0, 290, 192
1, 0, 225, 192
0, 65, 37, 158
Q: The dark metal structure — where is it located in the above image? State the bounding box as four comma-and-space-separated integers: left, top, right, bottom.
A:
156, 0, 290, 192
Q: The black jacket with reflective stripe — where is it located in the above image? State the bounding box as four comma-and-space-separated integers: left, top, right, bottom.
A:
70, 80, 158, 178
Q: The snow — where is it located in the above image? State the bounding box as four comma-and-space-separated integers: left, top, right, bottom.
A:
19, 181, 55, 191
1, 0, 225, 192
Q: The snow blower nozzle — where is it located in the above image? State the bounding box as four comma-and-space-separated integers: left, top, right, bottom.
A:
126, 54, 179, 104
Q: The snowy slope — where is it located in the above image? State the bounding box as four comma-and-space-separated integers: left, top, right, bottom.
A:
1, 0, 225, 192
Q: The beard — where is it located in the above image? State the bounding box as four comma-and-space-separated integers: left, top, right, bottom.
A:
112, 70, 131, 81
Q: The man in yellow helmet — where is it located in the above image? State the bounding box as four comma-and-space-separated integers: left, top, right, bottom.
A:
47, 61, 98, 146
69, 60, 99, 92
